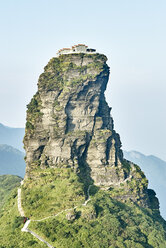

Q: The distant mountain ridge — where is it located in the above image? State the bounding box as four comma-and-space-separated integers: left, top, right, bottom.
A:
0, 122, 165, 220
1, 51, 166, 247
0, 144, 25, 177
124, 150, 166, 220
0, 123, 24, 152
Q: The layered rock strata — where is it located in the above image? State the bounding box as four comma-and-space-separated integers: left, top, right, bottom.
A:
24, 52, 158, 209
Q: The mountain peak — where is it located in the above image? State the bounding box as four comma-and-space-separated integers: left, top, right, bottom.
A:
1, 50, 166, 248
23, 51, 155, 209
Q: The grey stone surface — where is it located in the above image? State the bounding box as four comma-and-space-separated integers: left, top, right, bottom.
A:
24, 54, 124, 186
23, 52, 157, 209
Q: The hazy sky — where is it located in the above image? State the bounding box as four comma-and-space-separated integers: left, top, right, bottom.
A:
0, 0, 166, 160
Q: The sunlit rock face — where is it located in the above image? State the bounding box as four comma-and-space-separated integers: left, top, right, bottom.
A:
24, 51, 157, 208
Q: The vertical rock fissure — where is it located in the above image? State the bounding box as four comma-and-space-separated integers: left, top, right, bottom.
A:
70, 139, 78, 165
77, 132, 94, 192
23, 51, 160, 214
105, 136, 112, 165
64, 96, 73, 134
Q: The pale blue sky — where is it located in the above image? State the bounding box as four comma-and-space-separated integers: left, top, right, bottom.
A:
0, 0, 166, 160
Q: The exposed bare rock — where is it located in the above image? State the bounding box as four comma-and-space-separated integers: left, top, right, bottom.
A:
23, 52, 155, 208
81, 205, 96, 220
66, 209, 76, 221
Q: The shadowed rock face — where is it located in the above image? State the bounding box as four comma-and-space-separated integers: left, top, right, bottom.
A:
24, 53, 124, 185
23, 52, 158, 209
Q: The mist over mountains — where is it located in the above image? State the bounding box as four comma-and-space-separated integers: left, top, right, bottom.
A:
0, 123, 25, 177
0, 123, 24, 152
0, 144, 25, 177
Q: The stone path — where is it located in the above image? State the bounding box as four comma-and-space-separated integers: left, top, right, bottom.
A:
21, 219, 31, 232
21, 218, 54, 248
18, 184, 92, 248
17, 188, 25, 217
28, 229, 54, 248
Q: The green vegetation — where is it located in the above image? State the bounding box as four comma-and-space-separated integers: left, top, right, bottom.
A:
28, 188, 166, 248
0, 175, 21, 210
3, 52, 166, 247
24, 92, 43, 138
66, 130, 87, 138
126, 164, 148, 193
22, 167, 85, 219
38, 53, 108, 92
105, 162, 149, 206
122, 159, 131, 175
0, 170, 166, 247
0, 189, 47, 248
24, 53, 108, 138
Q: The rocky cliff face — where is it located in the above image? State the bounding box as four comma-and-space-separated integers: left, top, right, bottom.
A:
23, 53, 158, 209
